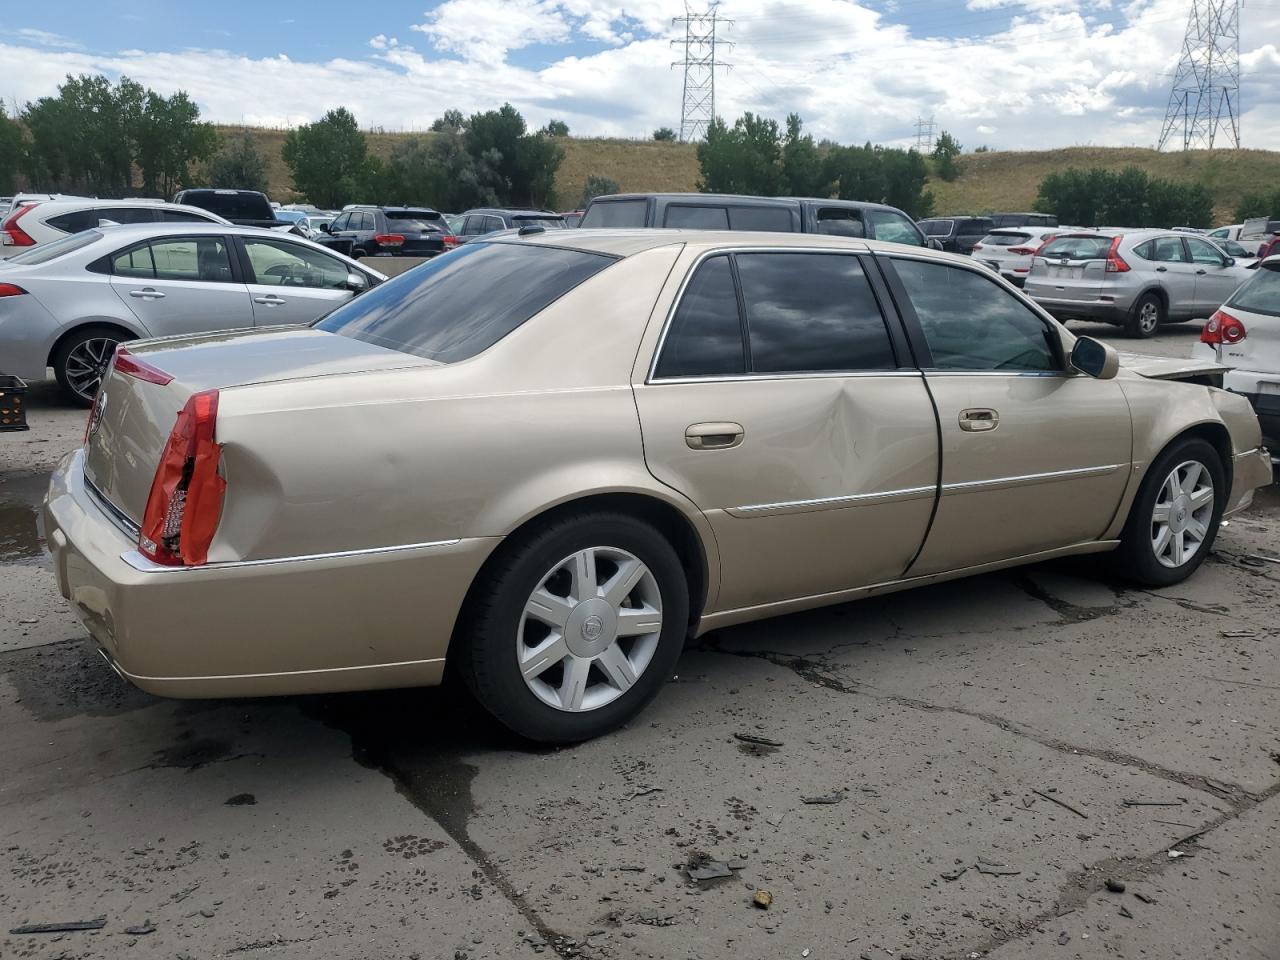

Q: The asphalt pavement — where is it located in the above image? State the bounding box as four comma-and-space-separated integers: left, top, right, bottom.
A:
2, 322, 1277, 959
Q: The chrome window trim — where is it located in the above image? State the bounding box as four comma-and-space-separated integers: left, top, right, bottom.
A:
84, 474, 141, 541
650, 370, 926, 386
120, 537, 463, 573
730, 484, 936, 516
940, 463, 1123, 495
646, 243, 889, 384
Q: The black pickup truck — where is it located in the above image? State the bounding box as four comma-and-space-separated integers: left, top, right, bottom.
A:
171, 189, 293, 232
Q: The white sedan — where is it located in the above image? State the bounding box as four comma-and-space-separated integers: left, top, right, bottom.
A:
0, 222, 385, 404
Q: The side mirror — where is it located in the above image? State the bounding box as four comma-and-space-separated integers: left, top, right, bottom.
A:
1224, 257, 1235, 267
345, 272, 367, 292
322, 222, 333, 233
1070, 336, 1119, 380
928, 238, 944, 251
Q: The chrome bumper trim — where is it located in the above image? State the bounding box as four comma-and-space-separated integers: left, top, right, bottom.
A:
120, 537, 463, 573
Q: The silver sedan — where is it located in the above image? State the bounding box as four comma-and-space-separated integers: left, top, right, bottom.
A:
0, 222, 384, 404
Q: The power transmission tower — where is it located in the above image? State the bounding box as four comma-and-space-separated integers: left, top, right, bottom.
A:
1157, 0, 1240, 150
914, 115, 936, 153
672, 3, 732, 143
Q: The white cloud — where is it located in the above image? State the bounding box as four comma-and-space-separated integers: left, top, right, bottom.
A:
14, 27, 81, 49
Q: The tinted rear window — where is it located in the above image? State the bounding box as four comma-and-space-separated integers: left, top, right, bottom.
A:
980, 232, 1033, 247
1038, 236, 1112, 259
182, 192, 273, 220
920, 220, 952, 236
727, 206, 795, 232
314, 241, 615, 363
386, 217, 442, 233
45, 209, 98, 233
957, 219, 993, 236
512, 216, 567, 228
664, 205, 728, 229
1227, 263, 1280, 317
580, 199, 648, 228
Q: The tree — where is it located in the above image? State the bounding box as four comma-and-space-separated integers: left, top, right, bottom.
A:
880, 147, 933, 218
652, 127, 677, 142
282, 107, 376, 208
542, 119, 569, 137
430, 109, 467, 134
0, 104, 24, 194
823, 144, 886, 206
1235, 190, 1280, 221
131, 88, 217, 195
465, 104, 563, 207
1035, 167, 1215, 228
932, 130, 962, 182
580, 174, 620, 206
207, 130, 269, 193
781, 113, 826, 197
696, 113, 785, 195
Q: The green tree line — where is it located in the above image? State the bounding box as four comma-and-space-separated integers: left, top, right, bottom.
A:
1034, 166, 1215, 228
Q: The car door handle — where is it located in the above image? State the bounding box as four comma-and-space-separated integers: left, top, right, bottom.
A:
1155, 266, 1168, 272
1195, 269, 1207, 275
128, 288, 165, 299
253, 295, 287, 305
685, 422, 744, 450
958, 408, 1000, 432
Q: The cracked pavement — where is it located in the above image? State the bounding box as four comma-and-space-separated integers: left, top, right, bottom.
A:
3, 327, 1279, 960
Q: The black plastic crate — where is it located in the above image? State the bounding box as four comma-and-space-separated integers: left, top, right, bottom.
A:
0, 375, 29, 431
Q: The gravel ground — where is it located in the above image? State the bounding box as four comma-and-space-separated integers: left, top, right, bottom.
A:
2, 326, 1277, 960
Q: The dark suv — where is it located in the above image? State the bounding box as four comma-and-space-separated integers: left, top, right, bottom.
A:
989, 212, 1059, 229
578, 193, 927, 246
917, 216, 995, 255
172, 189, 285, 230
455, 209, 567, 243
324, 206, 456, 258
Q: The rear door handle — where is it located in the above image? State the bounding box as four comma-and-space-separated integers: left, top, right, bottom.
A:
958, 408, 999, 432
1195, 269, 1207, 275
253, 295, 287, 305
1155, 266, 1168, 272
685, 422, 744, 450
128, 288, 165, 299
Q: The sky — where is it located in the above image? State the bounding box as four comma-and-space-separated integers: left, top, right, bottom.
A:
3, 0, 1278, 151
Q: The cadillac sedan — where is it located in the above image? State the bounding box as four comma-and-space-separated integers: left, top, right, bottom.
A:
45, 231, 1272, 742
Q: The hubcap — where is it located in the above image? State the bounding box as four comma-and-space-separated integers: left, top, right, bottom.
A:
1151, 459, 1214, 568
518, 546, 663, 713
1139, 302, 1159, 333
65, 337, 119, 401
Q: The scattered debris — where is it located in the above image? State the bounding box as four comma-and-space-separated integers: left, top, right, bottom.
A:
685, 852, 736, 883
1219, 628, 1259, 638
940, 866, 968, 882
752, 889, 773, 910
802, 950, 811, 958
1152, 819, 1197, 828
618, 865, 646, 872
1032, 789, 1088, 819
1057, 932, 1071, 945
9, 920, 106, 935
1167, 849, 1189, 859
1105, 879, 1126, 893
1269, 751, 1280, 767
124, 921, 156, 935
1241, 554, 1280, 566
1122, 798, 1184, 807
224, 793, 256, 806
734, 733, 783, 748
1118, 905, 1133, 919
1134, 892, 1156, 905
975, 861, 1021, 877
622, 787, 663, 801
801, 791, 843, 805
17, 618, 37, 625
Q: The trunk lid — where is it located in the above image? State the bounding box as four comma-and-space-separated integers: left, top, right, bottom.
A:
83, 327, 435, 523
1118, 353, 1229, 384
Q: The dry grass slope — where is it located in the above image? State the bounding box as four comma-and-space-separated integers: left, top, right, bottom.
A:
223, 126, 1274, 223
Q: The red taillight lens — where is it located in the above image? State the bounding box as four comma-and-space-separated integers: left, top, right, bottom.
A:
1008, 246, 1037, 255
374, 233, 405, 247
138, 389, 224, 567
972, 243, 983, 251
1201, 309, 1247, 345
114, 346, 173, 385
1105, 236, 1130, 273
442, 234, 460, 250
0, 282, 27, 296
0, 204, 37, 247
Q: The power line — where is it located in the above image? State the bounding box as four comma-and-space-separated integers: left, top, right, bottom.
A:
1158, 0, 1241, 150
672, 2, 733, 142
914, 115, 936, 152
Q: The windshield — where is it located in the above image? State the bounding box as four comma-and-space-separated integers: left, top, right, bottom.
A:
7, 229, 103, 264
1227, 263, 1280, 318
979, 232, 1033, 247
315, 241, 617, 362
512, 216, 567, 228
920, 220, 952, 237
1038, 235, 1112, 260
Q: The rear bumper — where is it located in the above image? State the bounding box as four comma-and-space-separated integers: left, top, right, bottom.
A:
1220, 369, 1280, 451
44, 449, 498, 698
1227, 446, 1275, 514
1026, 296, 1129, 324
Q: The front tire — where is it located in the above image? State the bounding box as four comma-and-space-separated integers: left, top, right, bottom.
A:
1125, 293, 1163, 338
458, 512, 689, 743
53, 326, 132, 407
1113, 437, 1224, 587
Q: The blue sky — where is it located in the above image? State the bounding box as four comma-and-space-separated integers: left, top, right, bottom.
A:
4, 0, 1279, 149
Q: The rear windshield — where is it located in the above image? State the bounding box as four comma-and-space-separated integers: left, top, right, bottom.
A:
920, 220, 952, 236
1227, 263, 1280, 317
7, 228, 103, 264
512, 215, 566, 228
183, 191, 274, 221
980, 232, 1033, 247
1038, 236, 1112, 260
387, 217, 442, 233
314, 241, 616, 363
580, 199, 648, 228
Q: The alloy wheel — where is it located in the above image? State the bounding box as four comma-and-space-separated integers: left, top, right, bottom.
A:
1151, 459, 1214, 568
517, 546, 663, 712
64, 336, 119, 402
1138, 301, 1160, 335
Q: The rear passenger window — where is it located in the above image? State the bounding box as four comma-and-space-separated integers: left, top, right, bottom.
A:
111, 243, 156, 278
737, 253, 894, 373
579, 199, 647, 228
815, 208, 866, 238
893, 259, 1056, 371
157, 209, 215, 223
45, 209, 98, 234
102, 207, 158, 225
1147, 237, 1188, 262
653, 256, 744, 378
727, 206, 794, 232
664, 205, 729, 229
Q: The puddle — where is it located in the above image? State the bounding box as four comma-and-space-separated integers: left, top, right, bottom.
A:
0, 472, 47, 564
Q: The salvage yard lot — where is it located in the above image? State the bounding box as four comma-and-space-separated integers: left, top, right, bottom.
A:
2, 323, 1278, 959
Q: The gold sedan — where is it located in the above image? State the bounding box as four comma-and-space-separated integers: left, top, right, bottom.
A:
45, 231, 1272, 742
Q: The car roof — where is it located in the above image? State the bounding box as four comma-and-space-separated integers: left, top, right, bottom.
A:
31, 198, 223, 214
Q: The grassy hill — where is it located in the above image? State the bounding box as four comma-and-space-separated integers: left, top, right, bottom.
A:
227, 125, 1273, 223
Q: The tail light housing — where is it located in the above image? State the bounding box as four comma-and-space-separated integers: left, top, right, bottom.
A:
114, 346, 174, 385
442, 234, 460, 250
374, 233, 405, 248
0, 204, 37, 247
1008, 246, 1038, 256
0, 282, 28, 296
1104, 236, 1130, 273
138, 390, 225, 566
1200, 309, 1247, 346
972, 243, 983, 251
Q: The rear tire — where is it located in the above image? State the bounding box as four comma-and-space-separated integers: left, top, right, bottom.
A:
1125, 293, 1163, 338
1113, 437, 1224, 587
52, 326, 132, 407
457, 511, 689, 744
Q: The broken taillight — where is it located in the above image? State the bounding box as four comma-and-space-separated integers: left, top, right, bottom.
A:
1200, 309, 1247, 346
138, 389, 224, 566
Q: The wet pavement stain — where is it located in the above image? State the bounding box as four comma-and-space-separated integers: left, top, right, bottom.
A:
4, 640, 157, 721
0, 472, 49, 565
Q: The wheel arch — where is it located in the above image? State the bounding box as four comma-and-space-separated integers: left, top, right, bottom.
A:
46, 318, 144, 368
1133, 285, 1169, 315
1112, 419, 1234, 540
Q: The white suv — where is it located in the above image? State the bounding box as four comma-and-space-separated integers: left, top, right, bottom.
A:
971, 226, 1063, 287
1193, 255, 1280, 456
1, 199, 228, 257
